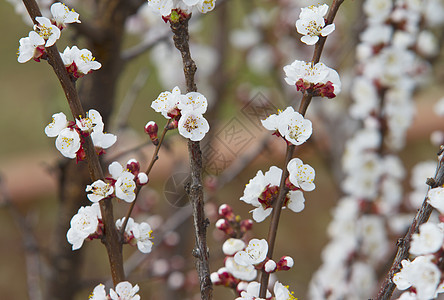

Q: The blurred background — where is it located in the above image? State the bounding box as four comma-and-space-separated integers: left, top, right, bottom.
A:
1, 0, 444, 299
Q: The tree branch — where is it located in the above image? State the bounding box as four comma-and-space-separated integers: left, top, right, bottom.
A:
22, 0, 124, 285
377, 151, 444, 299
258, 0, 345, 296
170, 14, 212, 300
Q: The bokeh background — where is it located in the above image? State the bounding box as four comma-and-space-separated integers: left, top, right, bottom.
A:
1, 0, 444, 299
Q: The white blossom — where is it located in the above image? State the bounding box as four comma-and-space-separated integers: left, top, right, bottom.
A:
287, 158, 316, 192
236, 281, 270, 300
110, 281, 140, 300
151, 86, 183, 118
89, 284, 107, 300
222, 238, 246, 256
264, 260, 276, 273
428, 187, 444, 214
147, 0, 215, 16
109, 161, 137, 203
225, 257, 257, 281
274, 281, 295, 300
66, 203, 101, 250
363, 0, 392, 22
60, 46, 102, 76
77, 109, 116, 149
234, 239, 268, 266
55, 128, 81, 159
393, 255, 441, 299
116, 217, 154, 254
44, 112, 68, 137
17, 31, 45, 63
134, 222, 154, 253
86, 180, 114, 203
410, 222, 444, 256
284, 60, 341, 97
296, 4, 335, 45
178, 91, 208, 114
178, 111, 210, 141
115, 172, 136, 202
34, 16, 61, 47
262, 106, 312, 146
50, 2, 81, 28
240, 166, 280, 222
76, 109, 104, 132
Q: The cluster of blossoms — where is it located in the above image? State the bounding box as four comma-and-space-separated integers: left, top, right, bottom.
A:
17, 2, 101, 78
151, 86, 210, 141
239, 159, 314, 223
309, 1, 444, 299
213, 205, 294, 297
86, 159, 148, 203
67, 205, 153, 253
90, 281, 140, 300
147, 0, 216, 17
283, 3, 341, 99
212, 221, 295, 298
67, 158, 152, 252
44, 109, 116, 160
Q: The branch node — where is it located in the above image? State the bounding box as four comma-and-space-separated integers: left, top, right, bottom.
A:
426, 177, 436, 187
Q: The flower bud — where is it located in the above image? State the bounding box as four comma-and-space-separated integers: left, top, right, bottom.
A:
264, 259, 277, 273
240, 219, 253, 233
218, 204, 235, 221
126, 158, 141, 175
277, 256, 294, 271
216, 218, 234, 236
137, 172, 149, 185
167, 119, 179, 130
145, 121, 159, 145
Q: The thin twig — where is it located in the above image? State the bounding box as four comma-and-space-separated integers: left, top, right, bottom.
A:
22, 0, 124, 285
120, 120, 171, 235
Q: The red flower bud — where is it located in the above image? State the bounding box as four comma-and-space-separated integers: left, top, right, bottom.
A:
218, 204, 236, 221
166, 119, 179, 130
126, 159, 140, 175
144, 121, 159, 145
240, 219, 253, 233
276, 256, 294, 271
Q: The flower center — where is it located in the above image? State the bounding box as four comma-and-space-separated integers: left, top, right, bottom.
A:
258, 184, 279, 209
184, 116, 198, 132
287, 124, 301, 141
305, 20, 322, 36
80, 53, 92, 63
38, 25, 52, 39
61, 136, 74, 149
